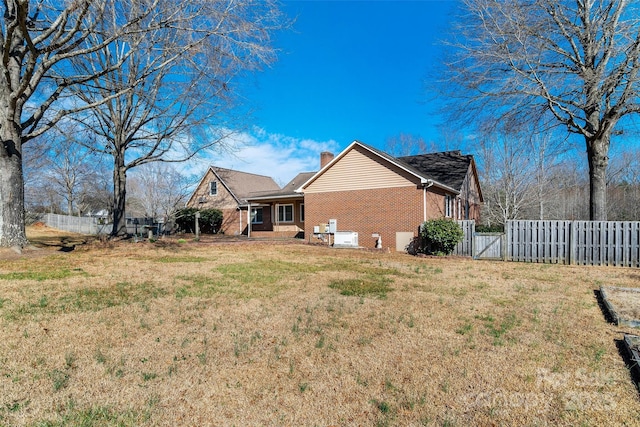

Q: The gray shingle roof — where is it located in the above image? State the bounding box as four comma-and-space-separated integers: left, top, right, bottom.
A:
247, 172, 316, 200
397, 151, 472, 191
212, 167, 280, 203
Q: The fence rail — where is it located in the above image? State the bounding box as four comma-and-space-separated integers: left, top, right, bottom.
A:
506, 220, 640, 267
453, 220, 640, 267
506, 220, 571, 264
40, 213, 110, 235
569, 221, 640, 267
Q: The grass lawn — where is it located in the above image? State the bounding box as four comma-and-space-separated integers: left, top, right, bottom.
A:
1, 227, 639, 426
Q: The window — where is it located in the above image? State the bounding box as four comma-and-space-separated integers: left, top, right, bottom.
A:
277, 204, 293, 222
445, 195, 452, 217
209, 181, 218, 196
300, 204, 305, 222
251, 207, 263, 224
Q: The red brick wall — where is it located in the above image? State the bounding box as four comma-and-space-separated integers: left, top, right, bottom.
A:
304, 186, 427, 251
219, 208, 244, 235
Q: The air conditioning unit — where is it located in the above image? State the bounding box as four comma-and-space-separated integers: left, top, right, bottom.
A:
333, 231, 358, 247
314, 223, 329, 234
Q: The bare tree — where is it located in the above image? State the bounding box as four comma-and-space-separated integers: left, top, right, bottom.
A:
75, 164, 112, 218
68, 1, 284, 237
128, 163, 189, 231
607, 148, 640, 219
385, 133, 435, 157
0, 0, 284, 247
0, 1, 162, 248
526, 133, 570, 220
478, 132, 536, 226
24, 129, 111, 217
552, 157, 590, 220
23, 134, 53, 214
445, 0, 640, 220
47, 140, 96, 216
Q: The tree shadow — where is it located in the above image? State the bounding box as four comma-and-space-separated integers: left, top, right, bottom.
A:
615, 337, 640, 395
593, 289, 616, 324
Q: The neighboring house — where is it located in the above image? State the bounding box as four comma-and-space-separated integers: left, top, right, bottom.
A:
298, 140, 483, 251
185, 167, 280, 235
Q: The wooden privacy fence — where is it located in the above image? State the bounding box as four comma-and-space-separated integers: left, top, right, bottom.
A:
453, 220, 475, 256
453, 220, 505, 260
506, 220, 640, 267
42, 213, 110, 235
453, 220, 640, 267
452, 221, 505, 260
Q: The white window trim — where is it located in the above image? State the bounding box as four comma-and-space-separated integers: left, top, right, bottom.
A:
278, 204, 294, 223
209, 181, 218, 196
445, 195, 452, 218
300, 203, 305, 222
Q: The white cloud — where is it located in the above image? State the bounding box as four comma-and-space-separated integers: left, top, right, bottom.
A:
184, 127, 341, 186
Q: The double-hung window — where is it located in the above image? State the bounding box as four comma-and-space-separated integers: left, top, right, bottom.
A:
445, 195, 452, 218
277, 204, 293, 222
209, 181, 218, 196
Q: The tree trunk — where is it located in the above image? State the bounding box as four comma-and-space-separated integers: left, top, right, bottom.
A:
586, 135, 609, 221
111, 152, 128, 237
0, 122, 28, 248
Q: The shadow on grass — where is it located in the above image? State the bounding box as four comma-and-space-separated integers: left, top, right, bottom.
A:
593, 289, 616, 324
28, 236, 91, 252
615, 338, 640, 395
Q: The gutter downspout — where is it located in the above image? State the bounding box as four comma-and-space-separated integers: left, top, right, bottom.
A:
247, 203, 251, 238
423, 180, 434, 222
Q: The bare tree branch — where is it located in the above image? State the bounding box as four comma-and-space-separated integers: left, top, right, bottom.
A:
443, 0, 640, 220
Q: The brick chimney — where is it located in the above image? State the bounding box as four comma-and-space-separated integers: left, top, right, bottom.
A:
320, 151, 335, 168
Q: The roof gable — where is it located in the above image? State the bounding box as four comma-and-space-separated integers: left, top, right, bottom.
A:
303, 144, 422, 193
187, 166, 280, 206
299, 141, 465, 194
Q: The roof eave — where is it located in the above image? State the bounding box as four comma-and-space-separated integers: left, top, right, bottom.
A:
246, 193, 304, 202
423, 179, 461, 195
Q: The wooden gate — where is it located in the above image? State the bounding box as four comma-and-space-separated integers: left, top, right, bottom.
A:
473, 232, 505, 260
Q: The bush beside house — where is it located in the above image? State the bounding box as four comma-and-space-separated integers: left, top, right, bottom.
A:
419, 218, 464, 255
175, 208, 223, 234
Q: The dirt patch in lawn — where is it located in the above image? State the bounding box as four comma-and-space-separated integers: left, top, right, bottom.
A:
1, 243, 640, 426
0, 225, 94, 260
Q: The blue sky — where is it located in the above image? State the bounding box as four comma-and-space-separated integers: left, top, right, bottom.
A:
194, 0, 458, 185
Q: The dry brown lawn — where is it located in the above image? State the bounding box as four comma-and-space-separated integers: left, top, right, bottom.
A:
1, 226, 640, 426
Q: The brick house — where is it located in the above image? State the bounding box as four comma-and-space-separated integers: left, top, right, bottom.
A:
244, 172, 316, 238
298, 140, 483, 251
243, 153, 336, 238
185, 167, 280, 235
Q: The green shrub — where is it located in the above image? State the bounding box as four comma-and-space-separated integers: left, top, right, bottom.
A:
419, 218, 464, 255
174, 208, 223, 234
476, 224, 504, 233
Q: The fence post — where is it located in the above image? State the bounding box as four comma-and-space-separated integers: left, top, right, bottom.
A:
569, 221, 577, 265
